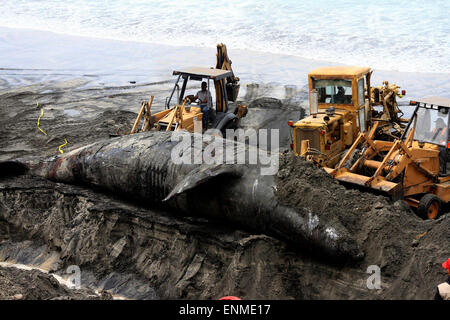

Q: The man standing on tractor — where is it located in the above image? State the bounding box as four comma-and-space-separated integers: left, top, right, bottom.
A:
435, 258, 450, 300
193, 81, 213, 130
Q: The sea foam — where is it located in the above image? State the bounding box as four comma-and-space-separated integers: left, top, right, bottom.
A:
1, 0, 449, 73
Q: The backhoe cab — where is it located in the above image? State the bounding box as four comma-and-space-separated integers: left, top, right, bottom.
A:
128, 44, 247, 135
159, 67, 245, 133
326, 97, 449, 219
289, 66, 406, 167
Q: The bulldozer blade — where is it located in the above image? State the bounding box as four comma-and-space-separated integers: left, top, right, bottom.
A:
328, 169, 402, 196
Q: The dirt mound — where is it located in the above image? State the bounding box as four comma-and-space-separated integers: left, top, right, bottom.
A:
0, 266, 112, 300
276, 152, 367, 236
275, 151, 449, 296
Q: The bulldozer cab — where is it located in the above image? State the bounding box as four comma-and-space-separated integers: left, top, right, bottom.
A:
308, 66, 372, 132
290, 66, 372, 167
411, 98, 449, 149
409, 98, 449, 178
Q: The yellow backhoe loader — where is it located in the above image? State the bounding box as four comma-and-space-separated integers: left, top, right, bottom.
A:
127, 44, 247, 136
288, 66, 407, 167
324, 97, 449, 219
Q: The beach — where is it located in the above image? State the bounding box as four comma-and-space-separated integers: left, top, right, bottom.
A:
1, 24, 449, 155
0, 1, 449, 301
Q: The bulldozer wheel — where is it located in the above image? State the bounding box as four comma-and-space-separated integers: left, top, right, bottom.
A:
417, 194, 442, 220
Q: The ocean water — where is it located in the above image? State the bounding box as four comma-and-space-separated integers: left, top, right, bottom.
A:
1, 0, 449, 73
0, 1, 449, 99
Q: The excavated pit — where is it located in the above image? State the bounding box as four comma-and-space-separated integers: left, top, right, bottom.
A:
0, 81, 448, 299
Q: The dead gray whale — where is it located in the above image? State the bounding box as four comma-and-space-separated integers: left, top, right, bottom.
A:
1, 131, 362, 262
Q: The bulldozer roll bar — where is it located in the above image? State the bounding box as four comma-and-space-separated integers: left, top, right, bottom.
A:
400, 104, 419, 141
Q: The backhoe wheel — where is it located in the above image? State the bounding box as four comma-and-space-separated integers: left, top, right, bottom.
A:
417, 194, 442, 220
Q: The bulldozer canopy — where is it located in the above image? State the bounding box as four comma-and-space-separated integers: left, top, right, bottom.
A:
308, 66, 371, 79
173, 67, 232, 81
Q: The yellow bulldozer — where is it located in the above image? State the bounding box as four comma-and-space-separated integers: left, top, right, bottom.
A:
127, 43, 247, 136
325, 97, 449, 219
288, 66, 407, 167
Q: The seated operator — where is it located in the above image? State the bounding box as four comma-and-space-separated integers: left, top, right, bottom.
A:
334, 86, 347, 104
187, 81, 212, 130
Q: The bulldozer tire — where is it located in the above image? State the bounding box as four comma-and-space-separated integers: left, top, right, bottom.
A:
417, 194, 442, 220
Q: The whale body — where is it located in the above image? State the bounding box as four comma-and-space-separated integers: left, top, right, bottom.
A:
1, 131, 362, 262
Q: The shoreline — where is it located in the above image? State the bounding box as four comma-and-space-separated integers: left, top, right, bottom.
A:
1, 26, 449, 101
2, 25, 450, 76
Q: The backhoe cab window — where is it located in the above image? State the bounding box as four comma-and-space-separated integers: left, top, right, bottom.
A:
314, 79, 352, 104
414, 107, 449, 147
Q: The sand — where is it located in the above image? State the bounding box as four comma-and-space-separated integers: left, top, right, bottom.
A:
0, 78, 448, 299
276, 152, 449, 296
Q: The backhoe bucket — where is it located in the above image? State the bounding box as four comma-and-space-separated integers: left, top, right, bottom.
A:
226, 83, 240, 102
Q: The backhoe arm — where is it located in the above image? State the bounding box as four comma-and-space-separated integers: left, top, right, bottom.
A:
215, 43, 241, 112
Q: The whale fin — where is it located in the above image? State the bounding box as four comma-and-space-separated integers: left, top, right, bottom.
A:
163, 164, 243, 201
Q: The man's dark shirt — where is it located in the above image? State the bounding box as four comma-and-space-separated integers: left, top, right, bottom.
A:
434, 276, 450, 300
